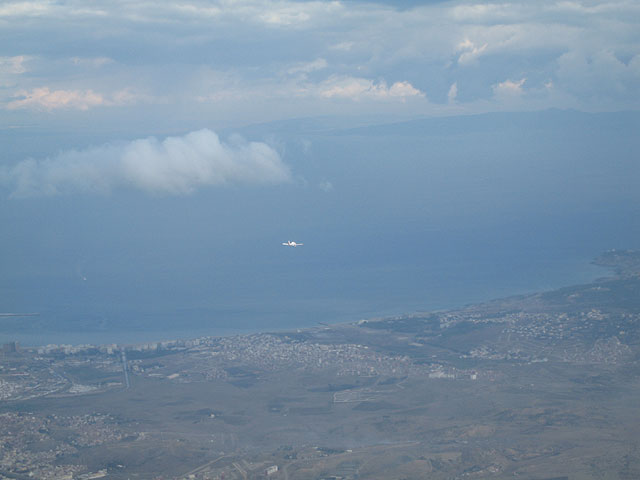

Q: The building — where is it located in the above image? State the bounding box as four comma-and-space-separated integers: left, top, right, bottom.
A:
2, 341, 19, 354
265, 465, 278, 476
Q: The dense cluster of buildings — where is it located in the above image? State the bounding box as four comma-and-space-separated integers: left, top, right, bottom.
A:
124, 332, 477, 382
0, 412, 122, 479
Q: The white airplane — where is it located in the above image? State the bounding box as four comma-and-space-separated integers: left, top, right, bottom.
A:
282, 240, 303, 247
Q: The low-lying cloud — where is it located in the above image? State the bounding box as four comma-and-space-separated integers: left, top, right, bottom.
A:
1, 129, 291, 197
7, 87, 150, 111
318, 76, 424, 101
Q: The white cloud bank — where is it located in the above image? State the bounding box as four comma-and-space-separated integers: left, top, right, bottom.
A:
447, 82, 458, 104
0, 55, 27, 74
6, 87, 149, 111
456, 39, 488, 65
318, 76, 424, 101
0, 55, 28, 87
493, 78, 526, 99
2, 0, 640, 118
1, 129, 291, 197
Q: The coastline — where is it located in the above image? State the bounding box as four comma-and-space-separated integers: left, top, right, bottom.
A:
4, 251, 618, 349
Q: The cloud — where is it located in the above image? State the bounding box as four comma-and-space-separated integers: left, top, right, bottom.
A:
457, 39, 488, 65
258, 8, 311, 27
6, 87, 150, 111
388, 81, 423, 98
555, 50, 640, 100
450, 3, 515, 22
7, 87, 106, 110
161, 0, 344, 29
329, 42, 355, 52
0, 55, 27, 74
287, 58, 328, 75
195, 73, 425, 107
447, 82, 458, 103
1, 0, 640, 118
0, 1, 52, 17
492, 78, 526, 99
318, 180, 333, 192
70, 56, 114, 68
318, 76, 424, 101
0, 129, 292, 197
0, 56, 28, 87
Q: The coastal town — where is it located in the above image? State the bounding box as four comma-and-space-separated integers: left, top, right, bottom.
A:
1, 251, 639, 479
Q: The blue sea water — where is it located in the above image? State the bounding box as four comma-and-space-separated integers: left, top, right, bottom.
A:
0, 220, 616, 346
1, 111, 638, 346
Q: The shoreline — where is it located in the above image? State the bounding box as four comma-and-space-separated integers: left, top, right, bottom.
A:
4, 251, 621, 349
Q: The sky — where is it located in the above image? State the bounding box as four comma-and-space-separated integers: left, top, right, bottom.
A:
1, 0, 639, 134
0, 0, 639, 344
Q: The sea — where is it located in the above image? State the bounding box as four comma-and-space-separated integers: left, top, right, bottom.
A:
0, 229, 614, 347
2, 111, 638, 346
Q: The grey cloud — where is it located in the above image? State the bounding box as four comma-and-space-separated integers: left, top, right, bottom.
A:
1, 0, 639, 119
556, 50, 640, 100
0, 129, 291, 197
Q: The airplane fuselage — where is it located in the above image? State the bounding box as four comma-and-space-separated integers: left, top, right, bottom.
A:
282, 241, 303, 247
